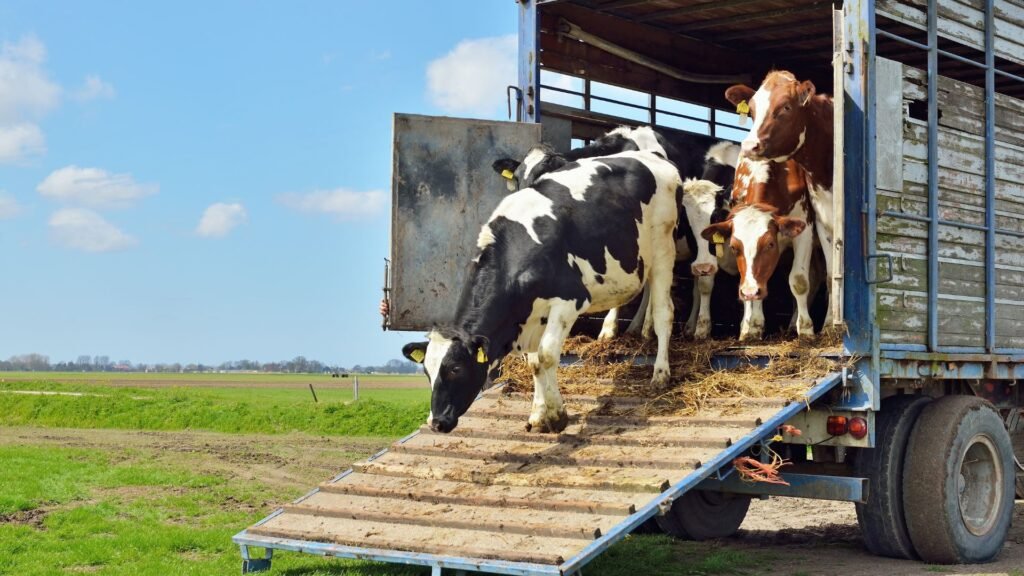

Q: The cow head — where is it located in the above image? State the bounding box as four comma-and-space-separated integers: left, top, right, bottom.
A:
403, 329, 490, 433
701, 205, 805, 301
725, 71, 816, 162
681, 179, 722, 277
492, 145, 567, 191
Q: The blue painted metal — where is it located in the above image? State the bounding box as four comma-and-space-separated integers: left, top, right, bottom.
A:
518, 0, 539, 124
842, 0, 875, 362
695, 473, 868, 504
558, 372, 843, 576
879, 353, 1024, 380
926, 0, 939, 352
984, 0, 996, 352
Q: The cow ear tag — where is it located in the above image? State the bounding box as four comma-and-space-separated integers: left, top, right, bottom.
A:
713, 232, 726, 258
476, 347, 488, 364
409, 349, 426, 364
736, 100, 750, 126
501, 169, 515, 180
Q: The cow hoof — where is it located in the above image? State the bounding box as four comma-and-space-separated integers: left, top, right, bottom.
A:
651, 367, 671, 390
597, 329, 616, 341
526, 409, 569, 434
693, 320, 711, 340
739, 328, 763, 342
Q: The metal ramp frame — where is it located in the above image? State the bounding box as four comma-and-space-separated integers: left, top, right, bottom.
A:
234, 371, 843, 575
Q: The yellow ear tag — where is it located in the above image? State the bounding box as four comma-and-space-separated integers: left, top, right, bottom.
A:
409, 349, 425, 363
713, 232, 726, 258
476, 347, 488, 364
501, 169, 514, 180
771, 434, 783, 442
736, 100, 750, 126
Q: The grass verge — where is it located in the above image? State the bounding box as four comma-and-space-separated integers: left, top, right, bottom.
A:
0, 380, 429, 437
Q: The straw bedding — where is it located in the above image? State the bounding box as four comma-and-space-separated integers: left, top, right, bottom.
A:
498, 328, 851, 417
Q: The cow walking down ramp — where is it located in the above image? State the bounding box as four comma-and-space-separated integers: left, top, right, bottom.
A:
234, 369, 843, 575
403, 149, 682, 434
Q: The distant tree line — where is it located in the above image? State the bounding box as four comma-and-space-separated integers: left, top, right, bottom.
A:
0, 353, 419, 374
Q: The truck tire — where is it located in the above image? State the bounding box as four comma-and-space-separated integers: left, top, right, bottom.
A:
853, 394, 932, 559
1007, 409, 1024, 499
655, 489, 750, 540
903, 395, 1015, 564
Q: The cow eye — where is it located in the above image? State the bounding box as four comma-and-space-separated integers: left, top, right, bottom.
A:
783, 104, 792, 112
767, 241, 776, 249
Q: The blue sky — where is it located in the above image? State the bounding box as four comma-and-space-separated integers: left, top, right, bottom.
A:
0, 1, 520, 367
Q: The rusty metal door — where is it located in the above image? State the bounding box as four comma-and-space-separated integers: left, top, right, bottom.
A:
389, 114, 542, 331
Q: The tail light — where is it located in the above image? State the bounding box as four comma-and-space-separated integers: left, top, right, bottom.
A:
848, 417, 868, 439
826, 416, 848, 436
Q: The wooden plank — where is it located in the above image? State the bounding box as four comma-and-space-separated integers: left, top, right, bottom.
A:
878, 57, 905, 192
249, 514, 579, 565
286, 492, 622, 540
352, 452, 675, 493
319, 473, 641, 516
903, 66, 1024, 149
394, 432, 710, 469
445, 416, 745, 449
903, 121, 1024, 187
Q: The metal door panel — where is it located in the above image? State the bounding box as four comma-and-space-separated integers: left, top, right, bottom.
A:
389, 114, 541, 331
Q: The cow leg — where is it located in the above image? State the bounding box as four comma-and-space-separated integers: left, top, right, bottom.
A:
816, 221, 836, 327
598, 308, 619, 341
684, 287, 699, 337
648, 233, 675, 388
624, 286, 651, 337
739, 300, 765, 341
526, 301, 577, 433
693, 275, 714, 340
789, 226, 815, 338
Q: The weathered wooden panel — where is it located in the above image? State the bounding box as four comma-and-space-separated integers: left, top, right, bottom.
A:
877, 57, 905, 192
878, 0, 1024, 66
903, 66, 1024, 149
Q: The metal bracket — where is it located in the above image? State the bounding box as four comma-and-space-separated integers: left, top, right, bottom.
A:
507, 85, 523, 121
866, 253, 894, 284
240, 545, 272, 573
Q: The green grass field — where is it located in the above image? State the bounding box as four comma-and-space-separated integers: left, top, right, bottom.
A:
0, 379, 429, 437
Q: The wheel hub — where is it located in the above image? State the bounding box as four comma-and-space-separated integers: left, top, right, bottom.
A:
958, 434, 1003, 537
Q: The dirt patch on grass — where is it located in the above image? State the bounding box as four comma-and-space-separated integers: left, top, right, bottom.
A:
0, 507, 49, 530
0, 427, 385, 493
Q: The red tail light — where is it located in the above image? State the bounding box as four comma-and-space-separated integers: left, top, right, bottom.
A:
848, 417, 868, 440
826, 416, 848, 436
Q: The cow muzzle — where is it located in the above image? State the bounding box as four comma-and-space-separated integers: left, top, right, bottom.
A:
692, 262, 717, 277
740, 285, 764, 301
430, 416, 458, 434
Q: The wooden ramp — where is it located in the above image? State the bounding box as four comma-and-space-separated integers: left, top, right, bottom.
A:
234, 373, 842, 575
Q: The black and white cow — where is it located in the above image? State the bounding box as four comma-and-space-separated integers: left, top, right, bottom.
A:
404, 150, 682, 434
493, 126, 738, 340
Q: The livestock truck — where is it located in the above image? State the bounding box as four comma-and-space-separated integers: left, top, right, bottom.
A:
236, 1, 1024, 573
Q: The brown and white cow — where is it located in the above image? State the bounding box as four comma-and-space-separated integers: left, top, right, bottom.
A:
702, 155, 814, 340
725, 71, 837, 327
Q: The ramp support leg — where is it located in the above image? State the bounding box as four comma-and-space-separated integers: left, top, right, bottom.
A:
431, 567, 441, 576
240, 545, 272, 573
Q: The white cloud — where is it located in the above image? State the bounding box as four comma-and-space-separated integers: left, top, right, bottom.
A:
277, 189, 385, 220
426, 35, 516, 116
49, 208, 137, 252
37, 165, 158, 209
72, 75, 115, 101
0, 35, 61, 124
196, 202, 247, 238
0, 123, 45, 164
371, 49, 392, 61
0, 191, 23, 219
